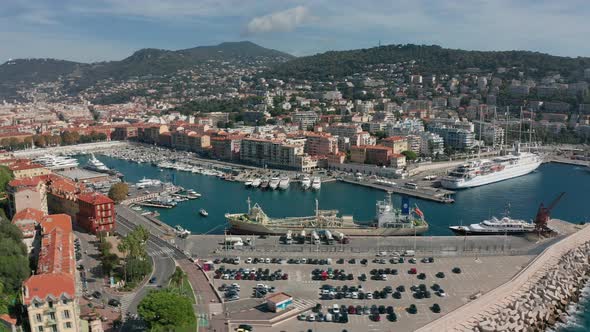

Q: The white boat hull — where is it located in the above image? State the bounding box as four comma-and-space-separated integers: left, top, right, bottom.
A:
441, 160, 541, 189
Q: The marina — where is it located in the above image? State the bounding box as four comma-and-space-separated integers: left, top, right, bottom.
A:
76, 152, 590, 237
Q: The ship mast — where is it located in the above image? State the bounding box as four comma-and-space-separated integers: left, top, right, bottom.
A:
247, 196, 251, 213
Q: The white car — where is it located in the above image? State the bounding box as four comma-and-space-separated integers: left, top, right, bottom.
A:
301, 258, 307, 264
231, 283, 240, 290
366, 293, 373, 299
377, 251, 387, 257
245, 257, 252, 264
332, 304, 340, 314
352, 292, 359, 299
307, 314, 315, 321
265, 258, 271, 264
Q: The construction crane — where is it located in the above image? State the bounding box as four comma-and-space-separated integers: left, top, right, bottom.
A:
534, 192, 565, 230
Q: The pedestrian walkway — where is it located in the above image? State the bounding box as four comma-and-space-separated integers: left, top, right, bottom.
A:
119, 293, 136, 316
147, 247, 174, 257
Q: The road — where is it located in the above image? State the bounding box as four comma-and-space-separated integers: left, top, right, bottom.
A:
115, 206, 226, 332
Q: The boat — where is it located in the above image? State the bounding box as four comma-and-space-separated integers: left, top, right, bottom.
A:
260, 179, 269, 189
251, 178, 261, 188
440, 144, 542, 189
85, 153, 110, 172
33, 154, 79, 170
245, 180, 253, 187
199, 209, 209, 217
278, 176, 290, 190
174, 225, 191, 237
136, 178, 162, 189
449, 216, 535, 236
301, 176, 311, 190
131, 205, 142, 211
311, 177, 321, 190
225, 194, 428, 236
269, 177, 280, 190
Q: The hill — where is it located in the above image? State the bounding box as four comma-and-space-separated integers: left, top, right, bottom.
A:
265, 44, 590, 80
0, 41, 294, 91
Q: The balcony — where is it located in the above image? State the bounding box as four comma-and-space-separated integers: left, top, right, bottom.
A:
44, 307, 56, 314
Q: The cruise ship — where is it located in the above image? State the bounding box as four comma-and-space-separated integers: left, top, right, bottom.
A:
225, 194, 428, 236
34, 154, 79, 170
440, 145, 542, 189
449, 216, 536, 235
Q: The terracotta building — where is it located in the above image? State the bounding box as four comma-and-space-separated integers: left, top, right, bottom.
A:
76, 192, 115, 234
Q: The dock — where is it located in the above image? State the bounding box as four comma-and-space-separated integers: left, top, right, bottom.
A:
137, 202, 175, 209
339, 178, 455, 203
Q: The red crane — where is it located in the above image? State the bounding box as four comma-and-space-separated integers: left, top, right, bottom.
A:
534, 192, 565, 230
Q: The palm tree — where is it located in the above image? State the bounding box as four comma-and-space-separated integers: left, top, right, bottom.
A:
170, 267, 187, 291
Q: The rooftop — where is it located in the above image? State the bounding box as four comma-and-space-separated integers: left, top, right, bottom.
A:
23, 273, 75, 305
78, 192, 113, 205
56, 168, 109, 181
12, 208, 45, 224
266, 292, 293, 303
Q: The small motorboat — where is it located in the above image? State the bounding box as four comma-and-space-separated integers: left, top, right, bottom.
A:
199, 209, 209, 217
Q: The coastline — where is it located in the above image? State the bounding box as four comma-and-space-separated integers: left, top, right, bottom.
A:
417, 224, 590, 331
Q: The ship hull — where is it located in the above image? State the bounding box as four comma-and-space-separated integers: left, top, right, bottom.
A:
441, 159, 541, 189
449, 226, 533, 236
228, 219, 428, 237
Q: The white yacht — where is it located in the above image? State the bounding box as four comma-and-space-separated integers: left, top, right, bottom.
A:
85, 153, 110, 172
311, 177, 321, 190
301, 176, 311, 190
269, 177, 280, 190
251, 178, 261, 188
245, 180, 253, 187
449, 216, 536, 235
136, 178, 162, 189
278, 176, 290, 190
199, 209, 209, 217
34, 154, 79, 170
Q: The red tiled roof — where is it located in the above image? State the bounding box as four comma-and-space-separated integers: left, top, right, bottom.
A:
23, 273, 75, 305
12, 208, 45, 224
77, 192, 113, 205
9, 162, 46, 171
0, 314, 17, 326
38, 214, 73, 275
266, 292, 292, 303
381, 136, 407, 142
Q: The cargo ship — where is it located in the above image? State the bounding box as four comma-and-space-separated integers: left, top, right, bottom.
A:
225, 193, 428, 236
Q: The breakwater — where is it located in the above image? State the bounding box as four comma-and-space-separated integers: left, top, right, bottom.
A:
418, 225, 590, 331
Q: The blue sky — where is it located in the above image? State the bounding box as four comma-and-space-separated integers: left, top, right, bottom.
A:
1, 0, 589, 63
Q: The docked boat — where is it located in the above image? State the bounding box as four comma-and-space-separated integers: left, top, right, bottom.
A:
278, 176, 290, 190
34, 154, 79, 170
199, 209, 209, 217
449, 216, 536, 235
301, 176, 311, 190
440, 145, 542, 189
85, 153, 110, 172
251, 178, 261, 188
174, 225, 191, 237
311, 177, 321, 190
269, 177, 280, 190
260, 179, 269, 189
136, 178, 162, 189
245, 180, 253, 187
225, 194, 428, 236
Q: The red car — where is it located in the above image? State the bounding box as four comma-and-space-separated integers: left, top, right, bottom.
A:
371, 314, 381, 322
409, 268, 417, 275
348, 305, 356, 314
282, 273, 289, 280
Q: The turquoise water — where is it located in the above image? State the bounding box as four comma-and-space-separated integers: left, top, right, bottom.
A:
78, 155, 590, 236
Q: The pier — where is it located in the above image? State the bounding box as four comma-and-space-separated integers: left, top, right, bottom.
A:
339, 178, 455, 203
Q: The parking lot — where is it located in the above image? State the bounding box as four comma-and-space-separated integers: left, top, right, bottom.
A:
206, 252, 534, 332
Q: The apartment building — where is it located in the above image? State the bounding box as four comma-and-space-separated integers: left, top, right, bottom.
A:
23, 214, 80, 332
7, 176, 49, 217
240, 137, 313, 171
379, 136, 408, 154
76, 192, 115, 235
304, 132, 338, 156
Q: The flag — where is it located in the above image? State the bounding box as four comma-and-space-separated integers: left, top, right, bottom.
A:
401, 196, 410, 215
414, 207, 424, 218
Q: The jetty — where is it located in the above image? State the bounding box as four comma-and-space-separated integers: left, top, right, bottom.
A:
339, 178, 455, 203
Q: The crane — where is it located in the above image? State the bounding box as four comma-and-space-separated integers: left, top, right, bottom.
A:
534, 192, 565, 230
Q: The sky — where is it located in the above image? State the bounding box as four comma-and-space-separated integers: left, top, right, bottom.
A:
1, 0, 589, 63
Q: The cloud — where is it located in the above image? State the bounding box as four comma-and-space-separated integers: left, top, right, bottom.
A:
244, 6, 310, 35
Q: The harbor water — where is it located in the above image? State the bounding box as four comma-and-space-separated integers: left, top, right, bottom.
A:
77, 155, 590, 236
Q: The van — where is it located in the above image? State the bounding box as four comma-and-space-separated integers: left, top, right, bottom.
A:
326, 258, 332, 265
404, 182, 418, 189
404, 250, 415, 257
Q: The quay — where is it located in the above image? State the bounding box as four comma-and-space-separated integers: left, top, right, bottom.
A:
339, 178, 455, 203
136, 202, 174, 209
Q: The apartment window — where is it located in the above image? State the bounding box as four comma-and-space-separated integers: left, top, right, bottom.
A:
36, 313, 42, 323
51, 326, 57, 332
64, 322, 72, 329
63, 310, 70, 319
62, 299, 68, 305
49, 312, 55, 321
37, 327, 44, 332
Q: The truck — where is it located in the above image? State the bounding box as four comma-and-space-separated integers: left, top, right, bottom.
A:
223, 236, 244, 249
311, 231, 320, 244
285, 230, 293, 245
333, 231, 349, 244
324, 230, 334, 244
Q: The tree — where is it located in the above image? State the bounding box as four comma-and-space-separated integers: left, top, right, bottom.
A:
0, 166, 13, 194
0, 222, 30, 292
401, 150, 418, 161
169, 267, 186, 290
138, 290, 196, 331
108, 183, 129, 203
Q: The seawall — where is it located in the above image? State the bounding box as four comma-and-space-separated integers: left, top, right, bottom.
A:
417, 224, 590, 331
